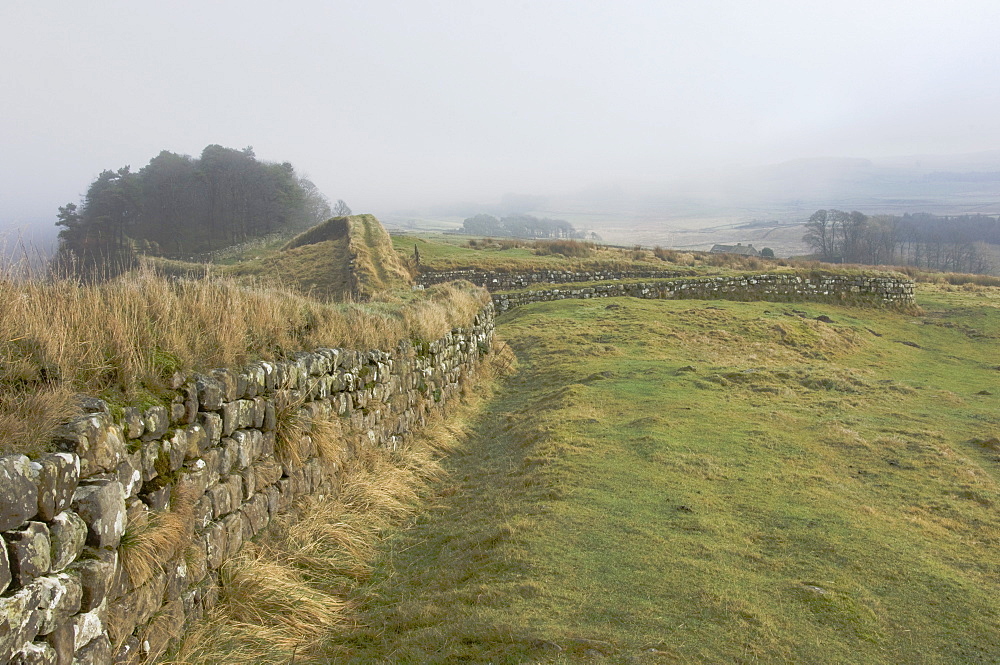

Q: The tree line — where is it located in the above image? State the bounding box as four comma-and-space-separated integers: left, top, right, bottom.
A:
56, 145, 348, 274
803, 209, 997, 274
461, 213, 586, 239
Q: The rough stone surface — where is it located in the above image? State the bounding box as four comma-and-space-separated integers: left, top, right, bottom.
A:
0, 535, 10, 592
0, 578, 45, 663
157, 429, 188, 474
71, 480, 127, 550
142, 406, 170, 441
1, 454, 38, 531
54, 414, 126, 477
5, 521, 51, 587
117, 452, 142, 499
117, 572, 165, 633
195, 375, 224, 411
73, 634, 111, 665
10, 641, 57, 665
32, 453, 79, 522
112, 635, 141, 665
35, 572, 83, 636
121, 407, 145, 440
47, 511, 87, 573
71, 549, 117, 612
198, 411, 223, 443
45, 619, 75, 665
184, 424, 209, 461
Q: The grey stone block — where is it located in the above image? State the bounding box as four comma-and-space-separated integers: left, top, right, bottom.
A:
5, 521, 51, 587
183, 423, 209, 460
158, 429, 187, 474
31, 453, 79, 523
142, 406, 170, 440
47, 511, 87, 573
0, 454, 38, 531
195, 374, 224, 411
70, 549, 116, 612
35, 572, 83, 636
73, 634, 111, 665
0, 578, 45, 663
198, 411, 223, 443
209, 368, 239, 401
112, 635, 140, 665
71, 480, 126, 550
0, 534, 11, 593
116, 453, 141, 499
44, 619, 74, 665
54, 414, 126, 477
10, 641, 56, 665
121, 407, 145, 440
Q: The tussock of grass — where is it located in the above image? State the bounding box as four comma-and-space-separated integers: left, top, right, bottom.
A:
533, 238, 595, 258
0, 265, 486, 456
0, 385, 78, 458
119, 486, 198, 589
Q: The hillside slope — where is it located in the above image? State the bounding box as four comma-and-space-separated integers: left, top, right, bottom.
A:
337, 285, 1000, 663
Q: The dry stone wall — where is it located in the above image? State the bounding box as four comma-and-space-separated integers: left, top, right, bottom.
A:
417, 268, 687, 290
0, 268, 917, 664
491, 272, 915, 312
0, 305, 494, 664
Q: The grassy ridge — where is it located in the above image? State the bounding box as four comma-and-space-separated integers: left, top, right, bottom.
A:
337, 285, 1000, 663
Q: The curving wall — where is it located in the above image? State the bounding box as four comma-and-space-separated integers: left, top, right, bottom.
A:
0, 267, 917, 664
0, 307, 494, 664
416, 268, 687, 290
491, 272, 915, 312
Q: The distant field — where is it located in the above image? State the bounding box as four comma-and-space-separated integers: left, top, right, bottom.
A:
336, 285, 1000, 663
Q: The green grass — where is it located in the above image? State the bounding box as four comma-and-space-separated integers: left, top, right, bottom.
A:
395, 233, 681, 273
331, 284, 1000, 663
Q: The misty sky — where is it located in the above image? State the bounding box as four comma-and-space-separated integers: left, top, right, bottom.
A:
3, 0, 1000, 227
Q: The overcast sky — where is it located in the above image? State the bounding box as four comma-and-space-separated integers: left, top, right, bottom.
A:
3, 0, 1000, 227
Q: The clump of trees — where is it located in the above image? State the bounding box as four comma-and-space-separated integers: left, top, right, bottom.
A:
461, 213, 584, 239
56, 145, 343, 274
803, 209, 997, 274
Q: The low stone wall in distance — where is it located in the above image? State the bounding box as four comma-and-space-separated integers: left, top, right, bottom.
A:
417, 268, 687, 291
0, 305, 494, 664
492, 272, 915, 312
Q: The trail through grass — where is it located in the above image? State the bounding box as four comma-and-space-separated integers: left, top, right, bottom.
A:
333, 285, 1000, 663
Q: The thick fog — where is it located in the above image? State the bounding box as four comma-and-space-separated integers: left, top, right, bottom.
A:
3, 0, 1000, 236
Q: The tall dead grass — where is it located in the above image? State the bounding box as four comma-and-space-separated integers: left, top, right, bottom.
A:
166, 354, 503, 665
0, 265, 487, 456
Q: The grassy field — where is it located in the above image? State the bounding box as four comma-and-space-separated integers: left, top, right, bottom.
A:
332, 284, 1000, 663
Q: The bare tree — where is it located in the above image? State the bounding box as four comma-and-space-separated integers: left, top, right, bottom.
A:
332, 199, 352, 216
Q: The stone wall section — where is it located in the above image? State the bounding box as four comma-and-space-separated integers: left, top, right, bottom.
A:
0, 305, 494, 664
417, 268, 687, 290
491, 272, 915, 312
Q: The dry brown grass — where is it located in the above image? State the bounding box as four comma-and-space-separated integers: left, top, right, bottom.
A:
274, 396, 350, 473
0, 386, 78, 458
348, 214, 413, 296
0, 264, 487, 456
119, 486, 198, 589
